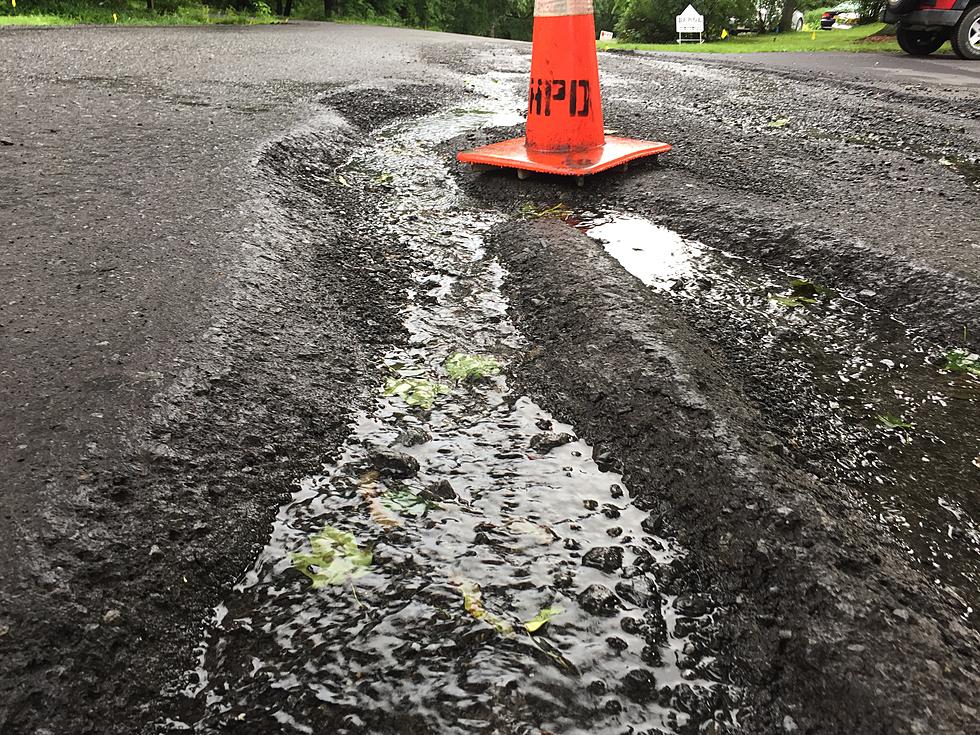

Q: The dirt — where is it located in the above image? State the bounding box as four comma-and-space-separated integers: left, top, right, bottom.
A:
2, 22, 979, 735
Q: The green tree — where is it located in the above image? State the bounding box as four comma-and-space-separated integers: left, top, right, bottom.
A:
618, 0, 754, 41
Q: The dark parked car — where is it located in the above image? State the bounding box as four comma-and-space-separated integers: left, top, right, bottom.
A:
884, 0, 980, 59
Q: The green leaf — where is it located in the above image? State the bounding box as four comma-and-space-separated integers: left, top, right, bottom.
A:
381, 488, 436, 517
770, 295, 809, 308
524, 606, 564, 634
876, 413, 912, 430
383, 377, 450, 409
788, 278, 827, 298
290, 525, 372, 589
444, 353, 501, 382
771, 279, 827, 308
943, 350, 980, 377
458, 579, 514, 636
768, 117, 791, 128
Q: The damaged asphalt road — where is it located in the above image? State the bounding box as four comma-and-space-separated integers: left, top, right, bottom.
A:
1, 20, 979, 735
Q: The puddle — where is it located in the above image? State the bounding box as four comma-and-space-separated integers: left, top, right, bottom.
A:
165, 76, 732, 734
583, 217, 699, 291
579, 212, 980, 618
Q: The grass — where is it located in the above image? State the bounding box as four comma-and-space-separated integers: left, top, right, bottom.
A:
0, 1, 281, 27
0, 12, 72, 24
598, 23, 909, 54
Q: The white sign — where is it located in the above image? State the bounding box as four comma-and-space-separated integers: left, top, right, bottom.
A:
675, 5, 704, 33
599, 30, 615, 41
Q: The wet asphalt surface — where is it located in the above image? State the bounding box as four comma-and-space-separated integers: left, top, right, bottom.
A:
1, 20, 979, 735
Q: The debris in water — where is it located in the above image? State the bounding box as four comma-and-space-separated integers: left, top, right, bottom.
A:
505, 518, 557, 545
357, 471, 402, 529
530, 432, 576, 453
457, 579, 514, 636
368, 447, 420, 478
421, 479, 457, 501
524, 607, 564, 634
444, 353, 501, 382
767, 295, 808, 309
290, 526, 372, 589
768, 117, 791, 128
383, 376, 450, 409
877, 413, 913, 430
770, 278, 828, 308
942, 350, 980, 377
394, 425, 432, 447
520, 202, 573, 220
381, 487, 437, 517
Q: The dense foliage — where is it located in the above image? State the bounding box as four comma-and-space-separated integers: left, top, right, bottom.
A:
4, 0, 860, 40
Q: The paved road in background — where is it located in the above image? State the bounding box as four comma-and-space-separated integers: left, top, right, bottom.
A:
682, 50, 980, 89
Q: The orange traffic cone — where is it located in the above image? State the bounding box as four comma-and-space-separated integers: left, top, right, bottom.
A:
458, 0, 671, 178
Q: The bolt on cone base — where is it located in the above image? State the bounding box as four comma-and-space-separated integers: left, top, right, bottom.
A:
457, 136, 672, 177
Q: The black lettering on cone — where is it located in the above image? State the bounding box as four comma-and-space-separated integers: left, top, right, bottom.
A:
529, 79, 590, 118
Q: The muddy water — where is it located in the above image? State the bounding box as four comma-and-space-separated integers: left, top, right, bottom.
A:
579, 214, 980, 618
166, 88, 732, 733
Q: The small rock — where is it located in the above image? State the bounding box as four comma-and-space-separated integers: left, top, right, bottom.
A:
0, 138, 13, 147
858, 289, 877, 299
674, 593, 711, 617
641, 511, 667, 535
148, 443, 175, 461
553, 570, 575, 588
395, 426, 431, 447
149, 545, 164, 559
602, 698, 622, 715
582, 546, 624, 573
609, 484, 624, 499
529, 432, 575, 453
102, 609, 122, 625
783, 715, 799, 732
369, 448, 420, 478
621, 668, 658, 703
421, 479, 456, 501
620, 616, 642, 634
776, 506, 801, 527
893, 608, 910, 622
606, 636, 628, 652
578, 584, 621, 617
601, 504, 621, 519
615, 577, 659, 607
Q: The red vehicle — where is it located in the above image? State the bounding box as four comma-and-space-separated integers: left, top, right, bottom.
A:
884, 0, 980, 59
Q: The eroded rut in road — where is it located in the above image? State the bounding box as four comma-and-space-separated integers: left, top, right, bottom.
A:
166, 67, 979, 734
575, 213, 979, 612
167, 85, 734, 735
